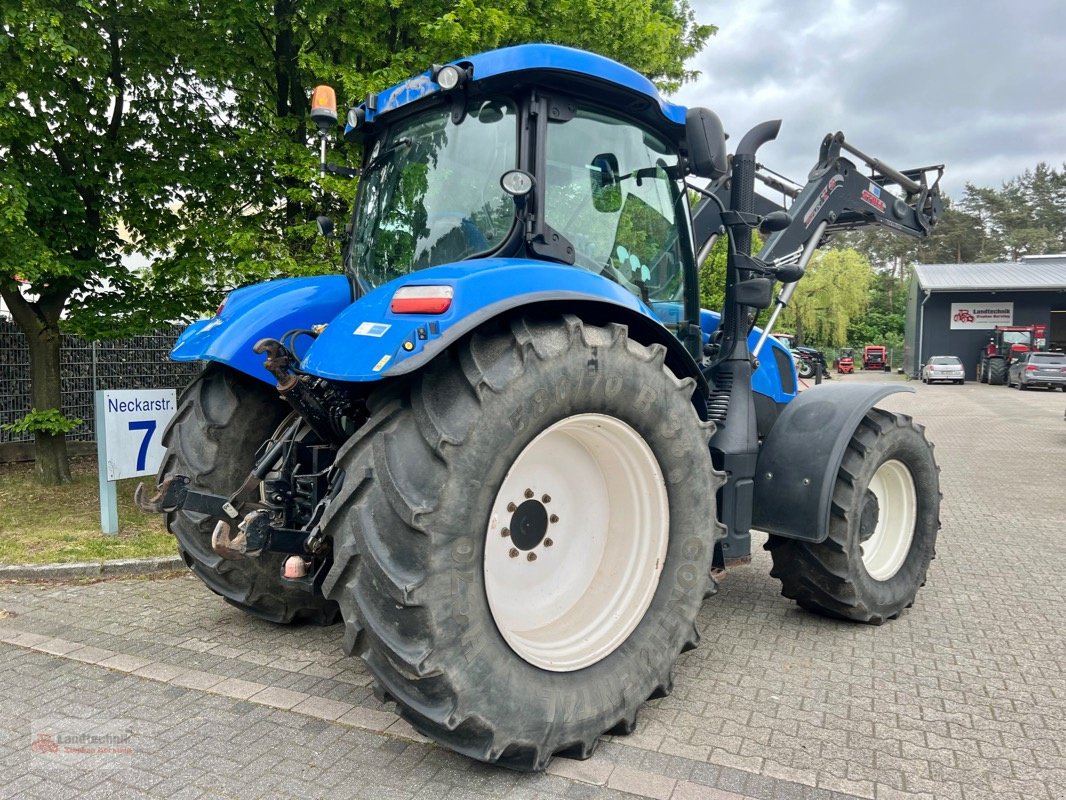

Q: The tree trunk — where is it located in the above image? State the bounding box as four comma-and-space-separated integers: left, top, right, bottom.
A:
1, 281, 74, 485
26, 320, 73, 485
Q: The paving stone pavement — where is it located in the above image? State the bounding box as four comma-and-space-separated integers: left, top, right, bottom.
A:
1, 372, 1064, 799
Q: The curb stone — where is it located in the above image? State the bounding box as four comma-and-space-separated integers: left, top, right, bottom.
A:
0, 555, 184, 581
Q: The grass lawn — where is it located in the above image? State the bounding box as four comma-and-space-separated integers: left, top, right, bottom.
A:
0, 456, 178, 565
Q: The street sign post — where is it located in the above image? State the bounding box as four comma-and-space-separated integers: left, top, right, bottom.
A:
95, 389, 178, 534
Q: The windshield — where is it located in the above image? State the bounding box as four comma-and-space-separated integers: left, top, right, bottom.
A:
351, 97, 518, 287
544, 107, 690, 305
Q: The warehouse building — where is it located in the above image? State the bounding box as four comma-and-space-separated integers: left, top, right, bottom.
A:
903, 254, 1066, 379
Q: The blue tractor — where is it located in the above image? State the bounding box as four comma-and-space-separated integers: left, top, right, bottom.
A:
138, 44, 945, 769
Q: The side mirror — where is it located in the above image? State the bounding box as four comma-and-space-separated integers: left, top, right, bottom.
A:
734, 277, 774, 308
316, 216, 335, 239
589, 153, 622, 213
685, 107, 727, 180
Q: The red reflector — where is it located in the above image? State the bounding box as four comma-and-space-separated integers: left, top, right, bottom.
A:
215, 303, 225, 316
390, 285, 453, 314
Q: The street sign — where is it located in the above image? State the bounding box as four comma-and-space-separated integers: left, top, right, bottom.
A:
95, 389, 177, 534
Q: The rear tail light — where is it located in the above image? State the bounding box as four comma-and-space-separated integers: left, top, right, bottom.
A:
1025, 365, 1037, 371
390, 285, 453, 314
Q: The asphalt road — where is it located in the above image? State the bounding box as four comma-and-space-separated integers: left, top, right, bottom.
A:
2, 370, 1064, 800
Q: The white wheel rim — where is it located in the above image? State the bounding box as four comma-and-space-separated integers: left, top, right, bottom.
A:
483, 413, 669, 672
860, 459, 917, 581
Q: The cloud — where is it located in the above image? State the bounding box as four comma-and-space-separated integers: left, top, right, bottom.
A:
672, 0, 1066, 200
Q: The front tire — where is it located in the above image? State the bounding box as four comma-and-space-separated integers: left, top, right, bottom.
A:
160, 364, 339, 625
766, 408, 940, 624
321, 317, 721, 770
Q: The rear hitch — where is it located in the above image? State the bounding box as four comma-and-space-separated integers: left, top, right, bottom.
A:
211, 510, 271, 560
134, 475, 189, 514
135, 475, 240, 519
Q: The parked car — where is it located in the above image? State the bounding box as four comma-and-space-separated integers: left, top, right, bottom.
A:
916, 356, 967, 386
1006, 350, 1066, 390
921, 355, 966, 385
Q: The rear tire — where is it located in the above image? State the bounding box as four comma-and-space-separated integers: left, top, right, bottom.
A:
988, 358, 1007, 385
160, 364, 339, 625
766, 408, 940, 624
320, 316, 721, 770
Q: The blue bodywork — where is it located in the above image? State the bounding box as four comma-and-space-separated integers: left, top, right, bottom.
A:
171, 275, 351, 386
172, 262, 797, 405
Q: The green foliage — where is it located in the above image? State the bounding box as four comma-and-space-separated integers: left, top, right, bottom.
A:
778, 248, 872, 348
1, 0, 716, 335
2, 408, 83, 436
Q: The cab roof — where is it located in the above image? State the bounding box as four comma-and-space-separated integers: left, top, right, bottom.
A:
353, 44, 688, 134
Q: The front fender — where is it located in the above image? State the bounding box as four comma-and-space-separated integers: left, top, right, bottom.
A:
300, 260, 701, 387
751, 383, 913, 542
171, 275, 352, 385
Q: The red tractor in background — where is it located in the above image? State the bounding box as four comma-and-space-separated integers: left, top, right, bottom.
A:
863, 344, 890, 371
979, 324, 1049, 385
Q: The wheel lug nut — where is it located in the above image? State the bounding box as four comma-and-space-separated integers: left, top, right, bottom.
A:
508, 548, 519, 559
501, 527, 510, 538
550, 514, 559, 524
527, 552, 537, 562
507, 502, 517, 512
541, 494, 551, 504
544, 538, 553, 547
524, 488, 534, 499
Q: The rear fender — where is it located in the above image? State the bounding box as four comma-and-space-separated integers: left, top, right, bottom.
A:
751, 383, 912, 542
299, 259, 706, 395
170, 275, 352, 385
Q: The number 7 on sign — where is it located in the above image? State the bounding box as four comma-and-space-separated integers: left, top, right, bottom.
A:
128, 420, 157, 472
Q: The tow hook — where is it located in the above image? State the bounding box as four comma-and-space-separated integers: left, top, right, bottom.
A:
134, 475, 191, 514
211, 510, 271, 560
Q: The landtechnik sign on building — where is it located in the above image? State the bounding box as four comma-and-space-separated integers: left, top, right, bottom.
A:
950, 302, 1014, 329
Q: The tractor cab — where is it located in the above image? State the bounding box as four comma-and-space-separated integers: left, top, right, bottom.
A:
323, 45, 727, 359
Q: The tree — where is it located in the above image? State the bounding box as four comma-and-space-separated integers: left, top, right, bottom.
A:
960, 163, 1066, 261
0, 0, 256, 483
1, 0, 715, 484
778, 249, 872, 348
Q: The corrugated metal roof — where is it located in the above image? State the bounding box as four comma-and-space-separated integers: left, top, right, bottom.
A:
914, 256, 1066, 291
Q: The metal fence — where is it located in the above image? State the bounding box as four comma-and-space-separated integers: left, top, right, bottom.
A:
0, 320, 201, 444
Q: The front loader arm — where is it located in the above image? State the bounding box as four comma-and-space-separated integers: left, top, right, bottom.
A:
758, 132, 944, 263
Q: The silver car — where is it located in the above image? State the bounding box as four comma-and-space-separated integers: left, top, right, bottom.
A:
922, 355, 965, 385
1007, 351, 1066, 391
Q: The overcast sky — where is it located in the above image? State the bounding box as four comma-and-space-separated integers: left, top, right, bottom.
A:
669, 0, 1066, 201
